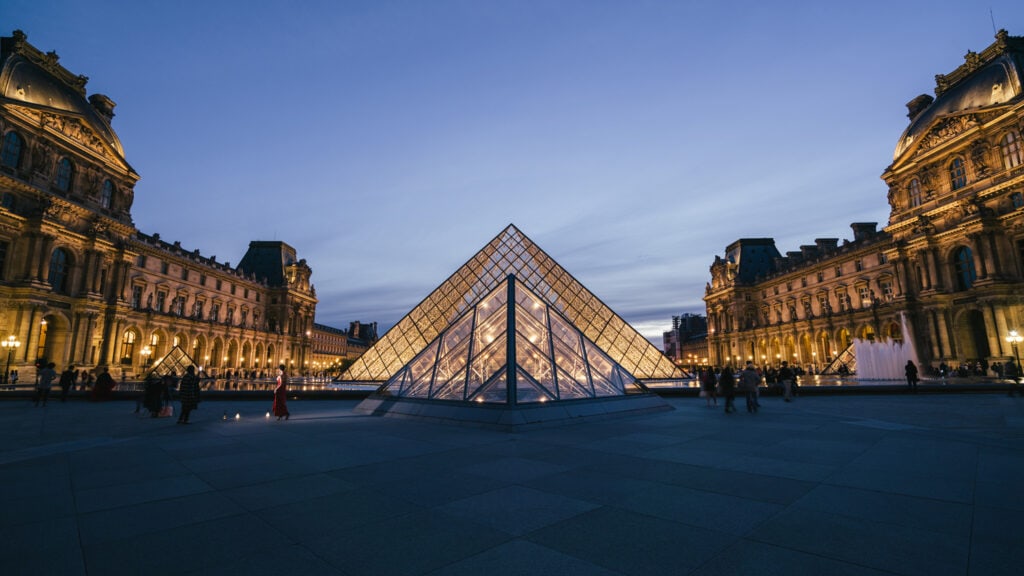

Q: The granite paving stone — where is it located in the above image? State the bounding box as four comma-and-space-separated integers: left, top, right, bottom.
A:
1, 393, 1022, 575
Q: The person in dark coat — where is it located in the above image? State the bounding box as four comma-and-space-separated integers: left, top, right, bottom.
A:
142, 375, 163, 414
718, 366, 737, 414
905, 360, 919, 393
92, 367, 115, 401
59, 365, 76, 402
177, 365, 201, 424
700, 368, 718, 407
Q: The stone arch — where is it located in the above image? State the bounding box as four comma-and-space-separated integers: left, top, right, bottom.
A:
36, 312, 71, 366
951, 307, 991, 361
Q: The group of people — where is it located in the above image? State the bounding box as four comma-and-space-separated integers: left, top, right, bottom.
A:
32, 364, 116, 406
30, 362, 293, 423
698, 361, 797, 414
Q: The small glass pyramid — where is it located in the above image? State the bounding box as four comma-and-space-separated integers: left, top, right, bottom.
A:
342, 225, 682, 386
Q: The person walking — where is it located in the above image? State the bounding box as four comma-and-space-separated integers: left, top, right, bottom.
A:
176, 365, 201, 424
740, 361, 761, 413
33, 362, 57, 406
59, 365, 76, 402
1007, 358, 1021, 397
700, 368, 718, 407
272, 364, 290, 420
778, 361, 795, 402
719, 365, 737, 414
905, 360, 919, 393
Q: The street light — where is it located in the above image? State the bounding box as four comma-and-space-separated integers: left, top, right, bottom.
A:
1006, 329, 1023, 391
2, 335, 21, 384
140, 345, 152, 368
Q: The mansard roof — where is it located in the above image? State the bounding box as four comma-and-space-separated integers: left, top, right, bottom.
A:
0, 30, 128, 162
893, 29, 1024, 162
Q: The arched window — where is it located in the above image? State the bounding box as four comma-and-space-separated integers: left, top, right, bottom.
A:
120, 330, 137, 364
949, 157, 967, 190
56, 158, 74, 191
1002, 131, 1023, 169
101, 180, 114, 209
953, 247, 977, 290
1, 131, 23, 168
47, 248, 71, 294
908, 178, 922, 207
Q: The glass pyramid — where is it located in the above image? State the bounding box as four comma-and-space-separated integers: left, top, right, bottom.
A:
342, 225, 682, 387
379, 275, 647, 404
145, 345, 195, 379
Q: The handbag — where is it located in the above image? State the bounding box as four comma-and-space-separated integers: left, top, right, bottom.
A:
158, 404, 174, 418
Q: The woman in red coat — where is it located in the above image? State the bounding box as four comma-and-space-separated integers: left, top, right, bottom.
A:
272, 364, 290, 421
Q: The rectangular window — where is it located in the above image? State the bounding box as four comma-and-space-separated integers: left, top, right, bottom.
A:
880, 281, 894, 301
801, 277, 807, 287
834, 265, 843, 277
181, 268, 189, 281
216, 279, 222, 290
855, 260, 863, 272
231, 284, 236, 295
99, 268, 107, 294
137, 255, 147, 268
200, 274, 207, 286
211, 303, 220, 322
161, 261, 169, 274
0, 241, 7, 279
1012, 192, 1024, 209
194, 300, 204, 319
878, 252, 888, 265
773, 286, 779, 295
817, 293, 829, 314
131, 285, 143, 309
817, 271, 824, 283
156, 291, 166, 312
858, 286, 872, 307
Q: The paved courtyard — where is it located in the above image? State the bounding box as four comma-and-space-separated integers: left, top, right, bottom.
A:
2, 392, 1023, 575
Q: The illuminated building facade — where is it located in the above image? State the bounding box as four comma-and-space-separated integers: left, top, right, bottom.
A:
705, 30, 1024, 373
0, 30, 319, 381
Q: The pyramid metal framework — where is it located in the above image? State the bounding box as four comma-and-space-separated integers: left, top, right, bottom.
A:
342, 225, 683, 394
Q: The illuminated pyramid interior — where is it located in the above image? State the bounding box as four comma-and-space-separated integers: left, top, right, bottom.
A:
349, 224, 679, 428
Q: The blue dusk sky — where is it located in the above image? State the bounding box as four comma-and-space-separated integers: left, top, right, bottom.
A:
3, 1, 1022, 345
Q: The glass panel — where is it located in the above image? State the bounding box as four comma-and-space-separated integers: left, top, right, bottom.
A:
516, 369, 554, 403
586, 340, 622, 396
555, 365, 592, 399
467, 334, 506, 398
516, 332, 553, 387
473, 371, 508, 404
552, 337, 588, 385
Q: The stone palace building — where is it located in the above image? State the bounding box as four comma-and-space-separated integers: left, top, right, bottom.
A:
0, 30, 332, 382
705, 30, 1024, 373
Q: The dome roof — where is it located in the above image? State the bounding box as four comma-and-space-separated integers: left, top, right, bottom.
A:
893, 31, 1024, 162
0, 31, 126, 159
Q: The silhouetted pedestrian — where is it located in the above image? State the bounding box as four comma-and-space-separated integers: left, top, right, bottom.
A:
33, 362, 58, 406
905, 360, 919, 393
59, 365, 76, 402
177, 365, 201, 424
719, 366, 736, 414
272, 364, 290, 420
778, 361, 795, 402
740, 362, 760, 413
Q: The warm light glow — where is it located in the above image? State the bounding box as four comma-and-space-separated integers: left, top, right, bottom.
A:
1007, 330, 1023, 344
2, 336, 21, 349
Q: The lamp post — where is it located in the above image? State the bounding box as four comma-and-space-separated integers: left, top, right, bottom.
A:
140, 346, 152, 369
2, 335, 21, 384
1006, 329, 1023, 394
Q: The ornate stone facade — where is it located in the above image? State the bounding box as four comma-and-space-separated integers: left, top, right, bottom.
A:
705, 30, 1024, 372
0, 31, 319, 381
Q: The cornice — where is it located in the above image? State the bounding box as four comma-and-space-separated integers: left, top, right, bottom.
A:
2, 30, 88, 96
934, 30, 1023, 97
